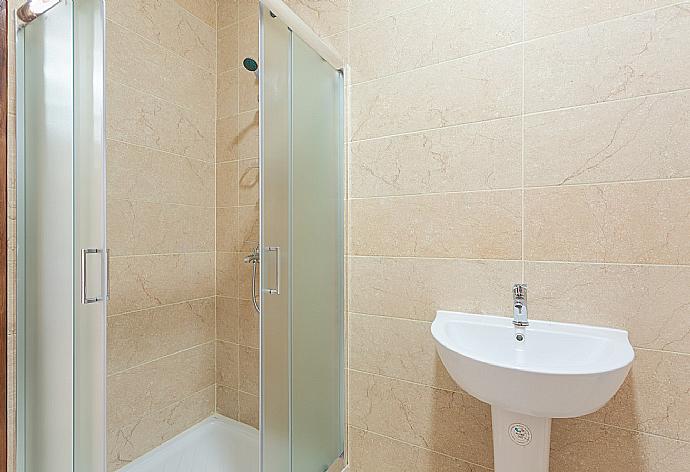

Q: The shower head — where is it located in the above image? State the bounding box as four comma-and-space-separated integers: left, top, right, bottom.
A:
243, 57, 259, 72
243, 57, 259, 80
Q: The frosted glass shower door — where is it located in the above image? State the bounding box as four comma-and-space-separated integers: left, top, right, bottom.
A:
16, 1, 106, 470
290, 34, 344, 472
260, 5, 344, 472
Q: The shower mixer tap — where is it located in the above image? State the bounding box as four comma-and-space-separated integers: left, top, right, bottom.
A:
244, 246, 261, 314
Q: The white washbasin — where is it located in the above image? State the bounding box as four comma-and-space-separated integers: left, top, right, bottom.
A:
431, 310, 634, 472
431, 311, 634, 418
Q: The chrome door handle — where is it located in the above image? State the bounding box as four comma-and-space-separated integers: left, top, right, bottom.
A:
81, 248, 109, 304
264, 246, 280, 295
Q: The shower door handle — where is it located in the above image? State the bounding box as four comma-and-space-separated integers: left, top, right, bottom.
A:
81, 248, 110, 304
264, 246, 280, 295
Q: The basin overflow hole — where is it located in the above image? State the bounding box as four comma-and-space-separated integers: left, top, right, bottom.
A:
516, 333, 525, 342
509, 423, 532, 446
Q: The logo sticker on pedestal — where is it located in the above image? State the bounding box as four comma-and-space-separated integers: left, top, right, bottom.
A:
509, 423, 532, 446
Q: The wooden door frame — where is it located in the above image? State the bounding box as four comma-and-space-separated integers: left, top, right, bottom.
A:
0, 0, 8, 470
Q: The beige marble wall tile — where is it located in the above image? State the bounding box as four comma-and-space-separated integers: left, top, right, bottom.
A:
349, 313, 456, 391
106, 20, 215, 115
349, 256, 519, 321
219, 0, 240, 28
218, 24, 239, 74
217, 115, 240, 162
348, 427, 489, 472
108, 200, 215, 256
238, 110, 259, 159
349, 191, 522, 259
238, 0, 258, 21
525, 91, 690, 186
238, 256, 256, 300
351, 46, 522, 140
525, 180, 690, 264
348, 370, 493, 467
218, 69, 240, 119
217, 296, 240, 343
105, 0, 217, 72
322, 31, 349, 63
108, 342, 215, 428
216, 340, 240, 387
525, 4, 690, 113
217, 252, 240, 297
525, 0, 679, 39
350, 117, 521, 198
217, 207, 240, 252
217, 161, 239, 207
107, 298, 216, 373
238, 204, 259, 251
107, 140, 215, 207
238, 15, 259, 68
107, 199, 136, 255
239, 392, 259, 428
175, 0, 217, 28
217, 384, 240, 419
239, 346, 259, 395
586, 349, 690, 441
349, 0, 521, 83
108, 385, 214, 471
109, 253, 215, 315
550, 418, 690, 472
239, 299, 259, 348
526, 262, 690, 354
349, 0, 432, 28
107, 81, 215, 162
239, 159, 259, 205
239, 68, 259, 112
284, 0, 349, 36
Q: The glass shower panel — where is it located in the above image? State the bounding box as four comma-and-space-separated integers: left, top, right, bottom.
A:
290, 35, 344, 471
73, 0, 107, 469
17, 3, 75, 470
260, 7, 291, 472
17, 1, 107, 470
260, 5, 344, 471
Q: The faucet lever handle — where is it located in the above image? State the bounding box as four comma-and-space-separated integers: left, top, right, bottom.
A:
513, 283, 527, 299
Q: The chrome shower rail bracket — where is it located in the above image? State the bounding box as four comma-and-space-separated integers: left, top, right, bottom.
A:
16, 0, 62, 27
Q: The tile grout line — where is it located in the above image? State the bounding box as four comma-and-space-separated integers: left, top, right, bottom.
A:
348, 368, 690, 445
346, 175, 690, 201
104, 17, 217, 75
576, 417, 690, 445
521, 0, 526, 283
349, 86, 690, 144
347, 425, 493, 471
110, 250, 215, 258
348, 311, 690, 356
106, 137, 216, 165
346, 1, 689, 88
347, 254, 690, 268
235, 3, 242, 420
107, 295, 217, 318
214, 1, 221, 416
108, 198, 217, 210
107, 340, 215, 377
110, 383, 216, 433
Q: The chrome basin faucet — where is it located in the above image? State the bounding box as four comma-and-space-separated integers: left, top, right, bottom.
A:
513, 284, 529, 327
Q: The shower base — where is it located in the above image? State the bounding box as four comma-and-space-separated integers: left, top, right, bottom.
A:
118, 415, 259, 472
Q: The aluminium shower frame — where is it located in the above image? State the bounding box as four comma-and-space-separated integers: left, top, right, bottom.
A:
0, 1, 8, 471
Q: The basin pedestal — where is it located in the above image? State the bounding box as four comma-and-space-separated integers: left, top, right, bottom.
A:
491, 407, 551, 472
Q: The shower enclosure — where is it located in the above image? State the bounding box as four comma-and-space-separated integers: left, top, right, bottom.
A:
14, 0, 345, 470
